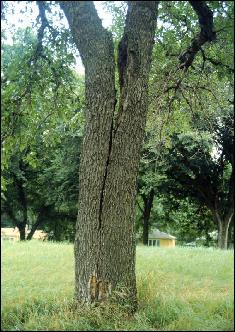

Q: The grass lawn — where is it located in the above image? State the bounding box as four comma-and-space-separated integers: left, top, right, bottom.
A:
1, 241, 234, 331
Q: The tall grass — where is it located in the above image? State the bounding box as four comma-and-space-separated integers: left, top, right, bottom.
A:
1, 241, 234, 331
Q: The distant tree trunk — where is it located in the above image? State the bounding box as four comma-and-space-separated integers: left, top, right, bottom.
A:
218, 220, 229, 250
20, 201, 27, 241
142, 189, 155, 245
60, 1, 158, 308
228, 215, 234, 248
14, 161, 28, 241
213, 209, 233, 249
18, 222, 26, 241
26, 218, 42, 240
26, 206, 51, 240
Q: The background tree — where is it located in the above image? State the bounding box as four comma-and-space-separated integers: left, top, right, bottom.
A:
133, 0, 233, 246
166, 111, 234, 249
1, 26, 84, 240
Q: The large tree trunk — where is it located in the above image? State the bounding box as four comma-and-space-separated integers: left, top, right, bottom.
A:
60, 1, 158, 308
142, 190, 155, 245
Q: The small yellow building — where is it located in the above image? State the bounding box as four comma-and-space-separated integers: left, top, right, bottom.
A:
148, 229, 176, 248
1, 227, 47, 241
1, 228, 20, 241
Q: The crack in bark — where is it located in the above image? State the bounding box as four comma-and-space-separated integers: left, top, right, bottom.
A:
118, 34, 128, 88
98, 117, 114, 230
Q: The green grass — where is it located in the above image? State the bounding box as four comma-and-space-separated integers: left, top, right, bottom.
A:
1, 241, 234, 331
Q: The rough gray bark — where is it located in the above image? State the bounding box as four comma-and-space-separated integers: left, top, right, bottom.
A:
60, 1, 158, 307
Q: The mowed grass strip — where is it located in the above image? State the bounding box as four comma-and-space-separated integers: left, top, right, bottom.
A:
1, 241, 234, 331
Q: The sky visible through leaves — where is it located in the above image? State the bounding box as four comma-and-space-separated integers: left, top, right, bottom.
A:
2, 1, 119, 75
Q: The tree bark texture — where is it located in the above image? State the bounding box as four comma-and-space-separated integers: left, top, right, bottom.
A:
60, 1, 158, 307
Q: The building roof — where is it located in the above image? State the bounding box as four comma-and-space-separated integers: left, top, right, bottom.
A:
148, 229, 176, 240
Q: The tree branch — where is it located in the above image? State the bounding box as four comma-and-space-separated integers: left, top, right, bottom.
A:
200, 47, 234, 73
35, 1, 50, 57
179, 1, 216, 70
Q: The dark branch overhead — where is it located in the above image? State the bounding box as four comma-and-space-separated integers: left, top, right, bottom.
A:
179, 1, 216, 70
36, 1, 49, 53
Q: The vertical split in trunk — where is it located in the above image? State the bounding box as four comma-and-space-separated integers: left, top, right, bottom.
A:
59, 0, 217, 308
60, 1, 158, 308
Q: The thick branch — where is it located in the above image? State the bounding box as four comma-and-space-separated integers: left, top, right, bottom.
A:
116, 1, 159, 129
35, 1, 50, 57
118, 2, 159, 87
179, 1, 216, 70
